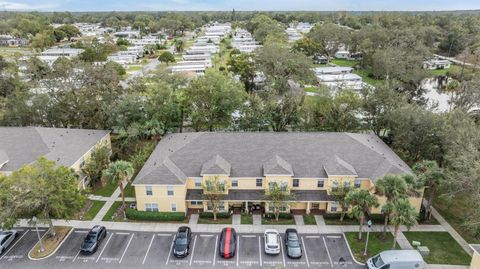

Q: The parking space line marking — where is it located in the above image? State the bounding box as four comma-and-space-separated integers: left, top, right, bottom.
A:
305, 235, 321, 239
200, 234, 214, 237
241, 235, 256, 238
327, 235, 342, 239
258, 235, 262, 267
301, 236, 310, 268
213, 235, 218, 266
72, 250, 81, 262
237, 235, 240, 267
119, 233, 134, 264
115, 232, 130, 235
322, 236, 333, 268
165, 235, 175, 265
0, 230, 29, 260
279, 235, 286, 267
142, 234, 155, 265
74, 230, 88, 234
189, 234, 197, 266
157, 233, 171, 237
96, 232, 113, 263
14, 229, 24, 232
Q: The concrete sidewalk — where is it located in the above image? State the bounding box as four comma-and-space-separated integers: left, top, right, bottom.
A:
431, 206, 473, 256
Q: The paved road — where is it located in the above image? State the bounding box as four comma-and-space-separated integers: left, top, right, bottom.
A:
0, 228, 362, 269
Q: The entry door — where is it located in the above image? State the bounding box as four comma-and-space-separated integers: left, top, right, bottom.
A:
311, 203, 320, 210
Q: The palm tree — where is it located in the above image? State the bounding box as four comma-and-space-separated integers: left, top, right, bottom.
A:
103, 160, 134, 218
412, 160, 445, 219
390, 199, 418, 249
375, 174, 408, 239
345, 189, 379, 240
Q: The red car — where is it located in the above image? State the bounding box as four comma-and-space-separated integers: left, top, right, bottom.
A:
219, 227, 237, 259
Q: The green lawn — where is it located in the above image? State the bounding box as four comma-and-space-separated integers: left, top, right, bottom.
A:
262, 218, 296, 225
331, 59, 359, 67
198, 216, 232, 224
345, 232, 400, 263
92, 180, 118, 197
83, 200, 106, 220
241, 214, 253, 224
434, 196, 480, 243
0, 47, 31, 58
124, 183, 135, 197
324, 214, 386, 225
303, 215, 317, 225
403, 232, 471, 265
353, 69, 384, 86
304, 86, 320, 93
126, 65, 142, 72
102, 201, 123, 221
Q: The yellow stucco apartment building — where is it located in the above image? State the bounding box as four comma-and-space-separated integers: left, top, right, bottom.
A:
0, 127, 111, 189
132, 132, 422, 215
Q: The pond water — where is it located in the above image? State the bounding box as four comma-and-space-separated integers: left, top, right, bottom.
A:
422, 76, 452, 113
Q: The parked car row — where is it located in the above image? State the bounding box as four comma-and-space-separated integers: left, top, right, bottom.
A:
0, 230, 18, 254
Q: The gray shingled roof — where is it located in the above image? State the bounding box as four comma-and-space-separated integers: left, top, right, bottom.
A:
324, 155, 358, 176
263, 155, 294, 176
201, 154, 231, 175
133, 132, 411, 185
0, 127, 109, 172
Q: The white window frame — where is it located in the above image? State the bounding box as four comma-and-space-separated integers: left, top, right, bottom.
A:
145, 203, 158, 212
167, 186, 174, 196
231, 179, 238, 188
146, 186, 153, 196
354, 179, 361, 188
292, 178, 299, 188
331, 202, 337, 212
317, 179, 324, 188
256, 178, 263, 187
171, 203, 177, 212
194, 178, 202, 188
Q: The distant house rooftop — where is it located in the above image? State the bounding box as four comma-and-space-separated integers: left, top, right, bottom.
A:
134, 132, 411, 185
0, 127, 109, 172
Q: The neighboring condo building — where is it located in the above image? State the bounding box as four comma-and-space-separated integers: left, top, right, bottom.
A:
132, 132, 422, 215
0, 127, 111, 190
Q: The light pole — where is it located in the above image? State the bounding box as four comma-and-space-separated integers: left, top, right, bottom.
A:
363, 219, 372, 256
32, 216, 45, 252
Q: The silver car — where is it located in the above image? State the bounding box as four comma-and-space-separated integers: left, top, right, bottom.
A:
0, 230, 18, 254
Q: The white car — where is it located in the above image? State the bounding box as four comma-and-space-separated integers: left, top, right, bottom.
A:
0, 230, 18, 254
264, 229, 280, 255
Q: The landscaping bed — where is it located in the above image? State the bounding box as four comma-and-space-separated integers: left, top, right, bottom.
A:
403, 231, 471, 265
78, 200, 106, 220
102, 201, 123, 221
303, 215, 317, 225
29, 226, 72, 259
126, 209, 186, 222
262, 213, 295, 225
324, 213, 385, 225
344, 232, 399, 263
198, 212, 232, 224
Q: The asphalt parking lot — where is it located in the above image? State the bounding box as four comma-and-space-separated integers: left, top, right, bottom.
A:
0, 227, 362, 269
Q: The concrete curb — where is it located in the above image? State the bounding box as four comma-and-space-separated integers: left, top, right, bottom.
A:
27, 226, 73, 261
342, 232, 365, 266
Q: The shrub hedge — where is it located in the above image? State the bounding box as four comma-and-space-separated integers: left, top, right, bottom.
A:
264, 213, 293, 220
199, 212, 231, 219
324, 213, 384, 222
126, 209, 185, 221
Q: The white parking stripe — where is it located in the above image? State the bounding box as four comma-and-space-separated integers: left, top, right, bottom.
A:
115, 232, 130, 235
200, 234, 214, 237
237, 235, 240, 267
142, 234, 155, 265
0, 230, 29, 260
322, 236, 333, 268
74, 230, 88, 234
212, 235, 218, 266
305, 235, 321, 239
241, 235, 256, 238
301, 236, 310, 268
72, 250, 81, 262
157, 233, 171, 237
96, 232, 113, 263
327, 235, 342, 239
279, 235, 286, 267
258, 235, 262, 267
189, 235, 197, 266
119, 233, 134, 264
165, 235, 175, 265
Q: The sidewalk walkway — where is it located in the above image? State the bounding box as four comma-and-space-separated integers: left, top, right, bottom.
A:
426, 265, 469, 269
396, 231, 414, 250
253, 215, 261, 225
189, 214, 199, 225
232, 214, 241, 225
431, 206, 473, 256
92, 183, 123, 222
294, 215, 304, 225
315, 215, 326, 226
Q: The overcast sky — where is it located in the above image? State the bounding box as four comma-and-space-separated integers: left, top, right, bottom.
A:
0, 0, 479, 11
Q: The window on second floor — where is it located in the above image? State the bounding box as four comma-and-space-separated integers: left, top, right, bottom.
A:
354, 179, 361, 188
343, 181, 350, 189
146, 186, 153, 196
317, 179, 324, 188
167, 186, 174, 196
332, 180, 339, 191
280, 181, 288, 191
256, 178, 263, 187
292, 178, 299, 187
194, 178, 202, 187
232, 179, 238, 187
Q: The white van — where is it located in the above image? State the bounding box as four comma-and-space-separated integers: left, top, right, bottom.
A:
366, 250, 425, 269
